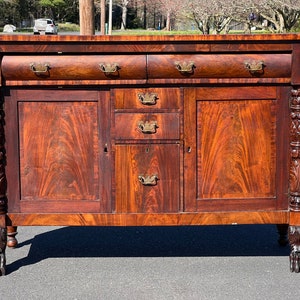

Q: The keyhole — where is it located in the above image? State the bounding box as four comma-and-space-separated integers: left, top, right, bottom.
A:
104, 144, 108, 153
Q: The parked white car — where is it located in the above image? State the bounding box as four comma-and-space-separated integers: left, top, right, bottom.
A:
33, 18, 58, 35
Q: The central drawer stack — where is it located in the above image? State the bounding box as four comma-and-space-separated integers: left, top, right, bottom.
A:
113, 88, 182, 213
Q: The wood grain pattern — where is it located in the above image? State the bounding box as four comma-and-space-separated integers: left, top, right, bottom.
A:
114, 88, 180, 110
1, 55, 147, 81
19, 101, 99, 203
115, 144, 180, 213
183, 86, 287, 212
148, 54, 291, 79
114, 113, 180, 140
7, 211, 288, 226
0, 34, 296, 55
0, 35, 298, 274
198, 99, 276, 199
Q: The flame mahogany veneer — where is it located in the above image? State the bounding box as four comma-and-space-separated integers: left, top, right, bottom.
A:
1, 34, 300, 275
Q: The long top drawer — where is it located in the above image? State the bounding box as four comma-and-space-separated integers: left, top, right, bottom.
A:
147, 54, 291, 79
1, 55, 147, 81
1, 52, 291, 85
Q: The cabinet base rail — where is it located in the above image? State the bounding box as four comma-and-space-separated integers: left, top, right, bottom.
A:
0, 210, 296, 275
7, 211, 289, 226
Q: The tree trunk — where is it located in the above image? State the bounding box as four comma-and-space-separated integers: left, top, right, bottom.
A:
79, 0, 95, 35
100, 0, 106, 35
278, 14, 286, 33
243, 22, 251, 34
166, 11, 171, 31
143, 1, 147, 29
121, 5, 128, 30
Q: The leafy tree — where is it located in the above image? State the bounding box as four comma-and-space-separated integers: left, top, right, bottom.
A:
183, 0, 232, 34
182, 0, 300, 34
1, 0, 300, 33
38, 0, 66, 19
0, 0, 20, 25
257, 0, 300, 32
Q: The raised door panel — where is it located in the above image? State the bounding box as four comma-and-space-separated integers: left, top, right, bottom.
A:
184, 86, 289, 212
115, 144, 180, 213
5, 89, 111, 213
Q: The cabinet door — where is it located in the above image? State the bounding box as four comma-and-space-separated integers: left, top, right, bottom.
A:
5, 89, 111, 213
184, 87, 289, 212
115, 144, 180, 213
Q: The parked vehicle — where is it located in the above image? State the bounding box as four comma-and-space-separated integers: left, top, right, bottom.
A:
33, 18, 58, 35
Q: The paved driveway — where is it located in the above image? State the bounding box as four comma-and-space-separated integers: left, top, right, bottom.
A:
0, 225, 299, 300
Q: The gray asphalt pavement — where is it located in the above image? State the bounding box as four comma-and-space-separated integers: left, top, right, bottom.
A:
0, 224, 299, 300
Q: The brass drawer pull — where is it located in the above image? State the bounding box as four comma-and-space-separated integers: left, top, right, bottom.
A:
138, 93, 158, 105
174, 61, 195, 74
244, 60, 265, 74
99, 63, 120, 74
138, 121, 158, 134
138, 174, 159, 186
30, 63, 50, 74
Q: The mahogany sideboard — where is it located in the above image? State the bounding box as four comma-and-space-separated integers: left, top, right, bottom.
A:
1, 34, 300, 275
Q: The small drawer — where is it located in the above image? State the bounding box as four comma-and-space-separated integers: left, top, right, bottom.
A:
114, 88, 180, 110
1, 55, 147, 81
115, 144, 180, 213
147, 54, 291, 79
114, 113, 180, 140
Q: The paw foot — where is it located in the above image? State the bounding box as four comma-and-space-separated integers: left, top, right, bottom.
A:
290, 251, 300, 273
0, 252, 6, 276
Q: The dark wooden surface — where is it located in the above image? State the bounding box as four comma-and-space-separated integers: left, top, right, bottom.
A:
1, 34, 300, 273
0, 34, 296, 223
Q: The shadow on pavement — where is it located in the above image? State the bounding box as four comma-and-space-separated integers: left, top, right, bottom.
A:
6, 224, 290, 274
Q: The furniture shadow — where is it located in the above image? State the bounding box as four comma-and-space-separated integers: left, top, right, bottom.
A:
6, 224, 290, 274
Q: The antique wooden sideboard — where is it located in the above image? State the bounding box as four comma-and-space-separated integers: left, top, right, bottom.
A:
1, 34, 300, 275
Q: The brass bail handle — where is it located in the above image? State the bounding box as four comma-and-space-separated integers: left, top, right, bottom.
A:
244, 60, 265, 73
138, 174, 159, 186
174, 61, 195, 74
137, 121, 158, 134
138, 92, 159, 105
30, 62, 50, 73
99, 63, 120, 74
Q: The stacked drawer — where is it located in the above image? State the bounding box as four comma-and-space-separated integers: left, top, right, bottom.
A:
113, 88, 181, 213
1, 55, 147, 84
1, 53, 291, 85
147, 54, 291, 79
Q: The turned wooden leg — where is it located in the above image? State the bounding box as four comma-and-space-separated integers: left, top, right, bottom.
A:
289, 226, 300, 273
7, 226, 18, 248
276, 224, 289, 246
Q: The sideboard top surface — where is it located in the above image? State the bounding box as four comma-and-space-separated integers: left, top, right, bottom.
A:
0, 34, 300, 53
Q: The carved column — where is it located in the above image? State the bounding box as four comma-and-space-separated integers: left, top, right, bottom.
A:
0, 97, 7, 276
289, 88, 300, 272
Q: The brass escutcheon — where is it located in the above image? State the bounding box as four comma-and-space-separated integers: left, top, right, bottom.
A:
99, 63, 120, 74
244, 60, 265, 74
138, 174, 159, 186
30, 62, 50, 74
137, 121, 158, 134
174, 61, 195, 74
137, 92, 159, 105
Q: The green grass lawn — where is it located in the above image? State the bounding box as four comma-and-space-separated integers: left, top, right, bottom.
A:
111, 29, 202, 35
